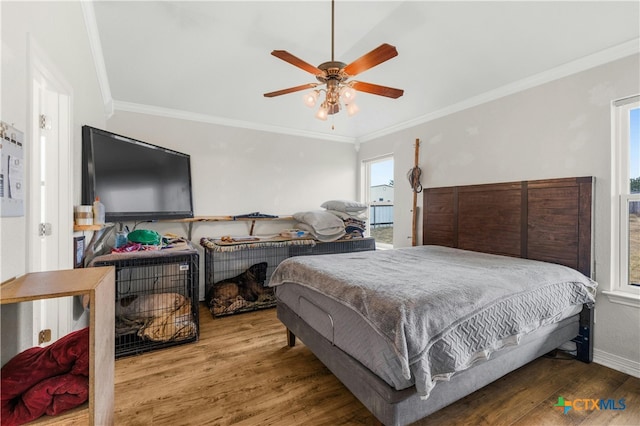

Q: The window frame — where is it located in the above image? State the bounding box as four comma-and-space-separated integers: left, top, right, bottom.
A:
361, 154, 394, 249
606, 95, 640, 307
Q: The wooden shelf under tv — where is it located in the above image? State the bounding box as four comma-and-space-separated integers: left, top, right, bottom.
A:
162, 215, 295, 239
0, 267, 116, 425
167, 215, 294, 223
72, 216, 295, 239
73, 224, 108, 232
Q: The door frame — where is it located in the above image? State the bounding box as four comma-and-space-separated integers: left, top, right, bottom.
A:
27, 34, 74, 344
361, 154, 394, 249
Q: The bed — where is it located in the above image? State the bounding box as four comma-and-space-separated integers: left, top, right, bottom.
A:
268, 176, 596, 426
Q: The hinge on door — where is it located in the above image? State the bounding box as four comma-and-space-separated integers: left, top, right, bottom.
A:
39, 114, 52, 130
39, 223, 52, 237
39, 329, 52, 345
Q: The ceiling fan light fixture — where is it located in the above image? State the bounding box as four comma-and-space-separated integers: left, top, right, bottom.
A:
327, 101, 340, 115
316, 103, 329, 121
346, 102, 359, 117
340, 85, 356, 103
303, 90, 319, 107
264, 0, 403, 123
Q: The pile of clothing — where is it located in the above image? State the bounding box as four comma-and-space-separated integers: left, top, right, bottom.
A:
1, 328, 90, 425
293, 200, 368, 242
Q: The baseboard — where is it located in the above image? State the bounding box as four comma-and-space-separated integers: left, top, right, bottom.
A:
593, 348, 640, 378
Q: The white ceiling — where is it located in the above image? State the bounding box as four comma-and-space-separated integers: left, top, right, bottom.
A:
91, 1, 640, 142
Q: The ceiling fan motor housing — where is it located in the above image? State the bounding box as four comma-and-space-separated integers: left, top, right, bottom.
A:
316, 61, 349, 83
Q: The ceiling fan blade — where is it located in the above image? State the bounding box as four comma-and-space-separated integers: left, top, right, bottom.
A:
343, 43, 398, 77
264, 83, 318, 98
271, 50, 323, 75
351, 81, 404, 99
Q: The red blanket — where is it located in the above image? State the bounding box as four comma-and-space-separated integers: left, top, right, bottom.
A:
1, 327, 89, 426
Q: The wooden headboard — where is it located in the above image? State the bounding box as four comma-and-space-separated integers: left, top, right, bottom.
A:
423, 177, 593, 277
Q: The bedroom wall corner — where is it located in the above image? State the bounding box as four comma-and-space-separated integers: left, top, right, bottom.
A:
358, 53, 640, 374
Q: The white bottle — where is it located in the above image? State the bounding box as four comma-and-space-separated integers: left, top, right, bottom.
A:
93, 196, 105, 225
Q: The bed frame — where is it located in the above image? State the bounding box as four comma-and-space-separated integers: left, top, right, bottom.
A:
422, 176, 594, 362
277, 176, 594, 426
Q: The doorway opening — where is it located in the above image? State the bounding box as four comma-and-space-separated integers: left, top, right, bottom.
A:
363, 155, 394, 249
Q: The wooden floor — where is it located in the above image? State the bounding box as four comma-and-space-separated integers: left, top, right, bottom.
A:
42, 305, 639, 425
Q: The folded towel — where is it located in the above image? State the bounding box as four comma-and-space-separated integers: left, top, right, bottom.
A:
293, 211, 345, 235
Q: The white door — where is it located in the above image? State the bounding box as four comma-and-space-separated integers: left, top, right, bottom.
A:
28, 39, 73, 346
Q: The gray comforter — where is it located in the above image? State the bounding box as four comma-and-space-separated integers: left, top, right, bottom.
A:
268, 245, 597, 398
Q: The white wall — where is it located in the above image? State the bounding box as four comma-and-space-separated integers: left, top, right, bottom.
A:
106, 111, 358, 297
358, 54, 640, 376
1, 0, 106, 281
107, 111, 357, 218
1, 1, 106, 364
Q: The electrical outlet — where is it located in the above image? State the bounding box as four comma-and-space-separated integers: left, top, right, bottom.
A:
38, 329, 52, 344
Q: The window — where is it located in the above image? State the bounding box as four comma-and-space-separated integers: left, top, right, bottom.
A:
362, 155, 394, 249
607, 95, 640, 306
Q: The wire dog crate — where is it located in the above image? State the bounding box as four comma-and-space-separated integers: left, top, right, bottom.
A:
91, 249, 199, 357
201, 237, 375, 317
202, 242, 292, 317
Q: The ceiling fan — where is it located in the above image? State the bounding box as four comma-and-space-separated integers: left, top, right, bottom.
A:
263, 0, 404, 120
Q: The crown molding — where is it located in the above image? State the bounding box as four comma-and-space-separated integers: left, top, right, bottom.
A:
102, 32, 637, 144
112, 101, 357, 144
359, 38, 640, 143
81, 1, 113, 118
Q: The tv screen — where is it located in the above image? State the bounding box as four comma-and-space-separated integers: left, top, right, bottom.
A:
82, 126, 194, 223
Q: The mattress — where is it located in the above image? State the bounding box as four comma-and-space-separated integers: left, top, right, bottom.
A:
270, 246, 596, 397
275, 282, 582, 392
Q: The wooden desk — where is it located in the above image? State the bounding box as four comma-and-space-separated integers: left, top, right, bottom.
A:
1, 267, 115, 425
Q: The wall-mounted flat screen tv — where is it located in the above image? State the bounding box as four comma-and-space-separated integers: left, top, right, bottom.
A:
82, 126, 194, 223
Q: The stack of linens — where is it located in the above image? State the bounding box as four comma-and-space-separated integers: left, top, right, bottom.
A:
321, 200, 367, 238
292, 211, 346, 242
293, 200, 368, 242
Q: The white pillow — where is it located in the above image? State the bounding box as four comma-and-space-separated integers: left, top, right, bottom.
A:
320, 200, 367, 213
